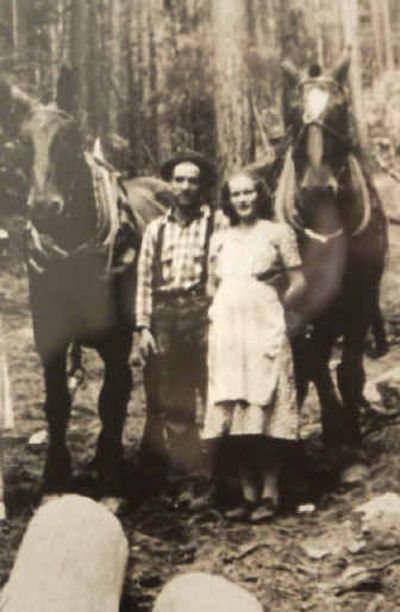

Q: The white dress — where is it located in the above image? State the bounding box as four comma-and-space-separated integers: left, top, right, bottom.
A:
202, 220, 300, 441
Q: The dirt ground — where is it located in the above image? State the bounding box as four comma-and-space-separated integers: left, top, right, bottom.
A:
1, 174, 400, 611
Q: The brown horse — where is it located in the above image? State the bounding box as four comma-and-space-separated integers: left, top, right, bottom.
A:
271, 53, 388, 452
0, 74, 173, 494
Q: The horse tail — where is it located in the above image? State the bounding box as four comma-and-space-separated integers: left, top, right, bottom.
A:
274, 147, 303, 231
347, 154, 372, 236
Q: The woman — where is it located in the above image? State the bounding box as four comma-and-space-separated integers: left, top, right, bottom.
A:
202, 170, 305, 522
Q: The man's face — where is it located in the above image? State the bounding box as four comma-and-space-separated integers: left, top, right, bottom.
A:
170, 162, 201, 208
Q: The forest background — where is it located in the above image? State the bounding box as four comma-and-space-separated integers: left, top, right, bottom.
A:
1, 0, 400, 186
2, 3, 400, 609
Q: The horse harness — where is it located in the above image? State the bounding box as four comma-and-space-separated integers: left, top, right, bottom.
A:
26, 153, 139, 278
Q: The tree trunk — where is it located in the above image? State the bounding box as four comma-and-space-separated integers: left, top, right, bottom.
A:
126, 0, 143, 170
381, 0, 394, 70
107, 0, 121, 134
339, 0, 369, 157
369, 0, 384, 77
87, 0, 101, 135
11, 0, 18, 63
212, 0, 254, 178
70, 0, 87, 131
151, 0, 174, 161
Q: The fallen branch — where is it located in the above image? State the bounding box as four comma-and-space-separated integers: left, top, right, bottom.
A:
224, 542, 271, 563
374, 154, 400, 184
369, 554, 400, 574
335, 555, 400, 596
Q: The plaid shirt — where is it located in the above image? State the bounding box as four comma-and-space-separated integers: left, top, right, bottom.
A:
136, 205, 228, 328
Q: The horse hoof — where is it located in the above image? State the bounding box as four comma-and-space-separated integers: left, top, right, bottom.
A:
340, 462, 369, 486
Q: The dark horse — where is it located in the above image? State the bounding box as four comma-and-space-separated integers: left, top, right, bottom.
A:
0, 74, 172, 494
271, 52, 388, 453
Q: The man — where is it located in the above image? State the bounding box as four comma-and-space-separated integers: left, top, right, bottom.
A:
136, 150, 226, 504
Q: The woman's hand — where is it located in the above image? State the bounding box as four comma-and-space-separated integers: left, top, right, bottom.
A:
138, 328, 158, 362
283, 268, 306, 309
283, 268, 307, 336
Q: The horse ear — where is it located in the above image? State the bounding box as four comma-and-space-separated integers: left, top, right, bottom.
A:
281, 60, 299, 87
56, 65, 75, 113
332, 46, 352, 84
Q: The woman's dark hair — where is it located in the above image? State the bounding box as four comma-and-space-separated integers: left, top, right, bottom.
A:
221, 170, 273, 224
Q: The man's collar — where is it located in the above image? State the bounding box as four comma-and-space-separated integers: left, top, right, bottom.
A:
165, 203, 211, 224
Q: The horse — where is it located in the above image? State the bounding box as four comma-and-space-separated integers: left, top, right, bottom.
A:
269, 52, 388, 454
0, 72, 173, 495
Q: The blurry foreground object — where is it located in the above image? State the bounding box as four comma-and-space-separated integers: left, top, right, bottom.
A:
0, 315, 14, 521
152, 571, 263, 612
0, 494, 128, 611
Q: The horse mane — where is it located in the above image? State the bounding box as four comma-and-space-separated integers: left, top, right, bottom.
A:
274, 147, 302, 230
343, 155, 372, 235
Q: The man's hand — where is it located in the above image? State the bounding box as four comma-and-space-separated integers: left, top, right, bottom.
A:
138, 328, 158, 362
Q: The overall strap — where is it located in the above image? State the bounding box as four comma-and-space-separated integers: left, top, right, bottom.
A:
153, 209, 214, 290
153, 220, 166, 289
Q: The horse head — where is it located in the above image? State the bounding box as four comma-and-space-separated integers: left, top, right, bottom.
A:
22, 107, 88, 229
0, 70, 97, 250
277, 50, 371, 239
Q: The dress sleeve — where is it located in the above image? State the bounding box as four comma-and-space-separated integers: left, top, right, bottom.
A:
278, 224, 302, 270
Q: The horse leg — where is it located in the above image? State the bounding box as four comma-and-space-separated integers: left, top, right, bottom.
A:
96, 331, 133, 495
310, 328, 344, 446
337, 321, 369, 448
369, 288, 388, 358
42, 350, 71, 492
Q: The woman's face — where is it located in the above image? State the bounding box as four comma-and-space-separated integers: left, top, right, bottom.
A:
228, 174, 258, 223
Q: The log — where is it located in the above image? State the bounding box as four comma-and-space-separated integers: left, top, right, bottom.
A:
152, 572, 263, 612
0, 494, 128, 612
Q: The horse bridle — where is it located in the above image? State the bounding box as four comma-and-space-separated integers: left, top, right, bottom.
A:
25, 108, 119, 275
283, 80, 370, 240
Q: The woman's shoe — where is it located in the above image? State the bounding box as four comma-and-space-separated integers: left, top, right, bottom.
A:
224, 500, 255, 522
250, 498, 277, 523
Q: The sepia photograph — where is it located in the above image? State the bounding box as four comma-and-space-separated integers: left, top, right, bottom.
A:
0, 0, 400, 610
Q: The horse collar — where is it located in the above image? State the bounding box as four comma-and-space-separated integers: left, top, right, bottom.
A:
303, 227, 344, 244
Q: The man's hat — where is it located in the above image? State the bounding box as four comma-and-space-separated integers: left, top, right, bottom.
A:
160, 150, 217, 189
